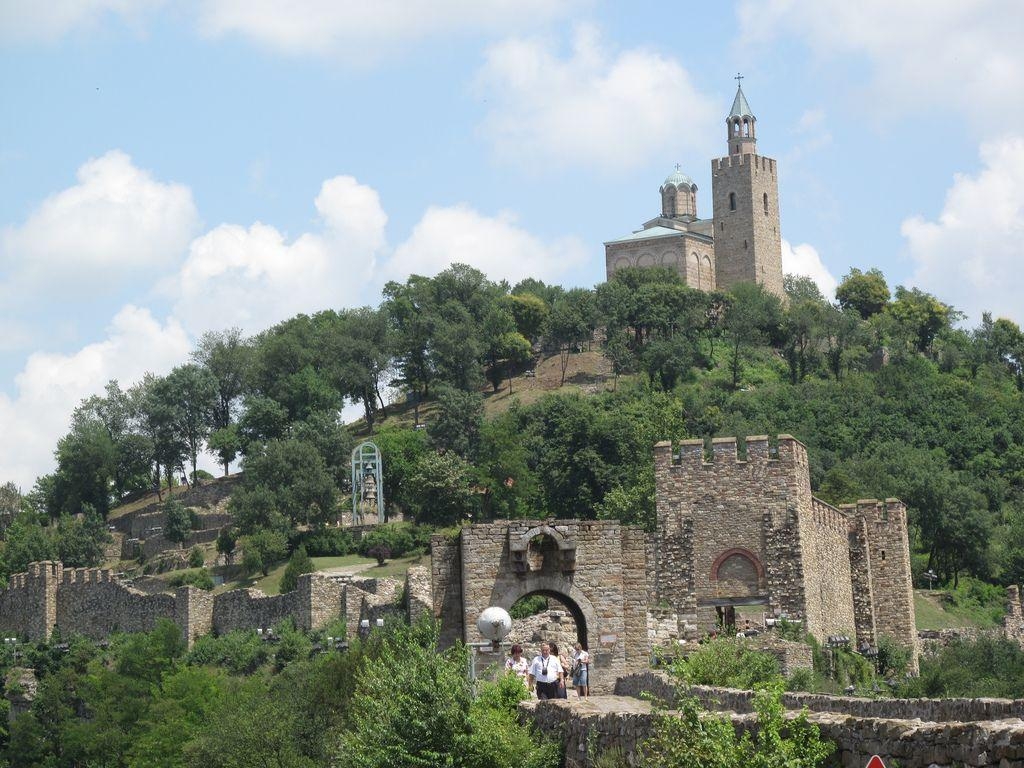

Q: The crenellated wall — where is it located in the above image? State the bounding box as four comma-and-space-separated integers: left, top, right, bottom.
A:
0, 562, 407, 647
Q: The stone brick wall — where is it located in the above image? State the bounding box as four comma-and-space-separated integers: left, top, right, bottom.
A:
435, 520, 650, 693
798, 499, 856, 638
843, 499, 918, 671
0, 561, 413, 647
0, 561, 60, 639
615, 670, 1024, 725
405, 566, 432, 624
111, 476, 240, 537
522, 693, 1024, 768
431, 533, 464, 649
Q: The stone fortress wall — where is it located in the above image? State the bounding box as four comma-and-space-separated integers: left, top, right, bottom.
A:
0, 560, 431, 647
651, 435, 918, 670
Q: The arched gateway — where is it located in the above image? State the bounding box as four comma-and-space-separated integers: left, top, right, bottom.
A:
431, 520, 650, 693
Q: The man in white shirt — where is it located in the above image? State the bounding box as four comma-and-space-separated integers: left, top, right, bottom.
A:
527, 642, 563, 700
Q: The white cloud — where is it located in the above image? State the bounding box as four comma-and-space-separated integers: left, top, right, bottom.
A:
0, 305, 190, 489
476, 24, 717, 171
782, 239, 837, 299
0, 0, 164, 41
739, 0, 1024, 128
1, 150, 199, 286
196, 0, 580, 58
170, 175, 386, 335
385, 204, 589, 286
902, 135, 1024, 323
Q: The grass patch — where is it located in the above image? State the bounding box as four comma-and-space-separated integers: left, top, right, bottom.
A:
914, 588, 1002, 630
217, 552, 430, 594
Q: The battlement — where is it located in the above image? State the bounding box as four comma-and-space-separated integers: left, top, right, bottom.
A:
61, 567, 116, 586
839, 498, 907, 524
810, 497, 850, 533
653, 434, 807, 471
712, 154, 776, 174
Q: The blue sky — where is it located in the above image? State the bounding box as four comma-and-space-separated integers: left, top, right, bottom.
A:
1, 0, 1022, 488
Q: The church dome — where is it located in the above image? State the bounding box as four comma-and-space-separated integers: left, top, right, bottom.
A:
661, 168, 695, 190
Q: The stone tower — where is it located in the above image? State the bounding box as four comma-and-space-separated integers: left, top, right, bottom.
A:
711, 80, 785, 299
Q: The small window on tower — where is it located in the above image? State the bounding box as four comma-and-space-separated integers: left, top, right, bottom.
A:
743, 239, 748, 250
763, 192, 769, 215
729, 192, 736, 211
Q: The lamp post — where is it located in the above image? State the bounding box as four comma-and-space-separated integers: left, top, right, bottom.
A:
468, 607, 513, 690
924, 570, 937, 590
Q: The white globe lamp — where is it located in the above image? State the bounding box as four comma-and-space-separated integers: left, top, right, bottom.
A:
477, 606, 513, 647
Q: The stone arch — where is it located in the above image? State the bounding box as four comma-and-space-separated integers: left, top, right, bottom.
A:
493, 577, 600, 649
710, 547, 765, 597
636, 251, 655, 267
701, 254, 714, 290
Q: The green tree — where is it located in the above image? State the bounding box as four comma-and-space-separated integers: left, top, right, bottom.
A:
192, 328, 252, 430
207, 425, 242, 477
55, 510, 111, 567
428, 388, 484, 459
501, 292, 548, 343
546, 288, 595, 385
235, 439, 337, 528
164, 499, 193, 548
887, 286, 958, 356
240, 529, 288, 576
835, 267, 890, 319
164, 364, 219, 484
406, 450, 478, 526
279, 545, 315, 593
720, 282, 783, 389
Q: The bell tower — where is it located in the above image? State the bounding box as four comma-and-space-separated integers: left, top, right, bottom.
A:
711, 76, 784, 299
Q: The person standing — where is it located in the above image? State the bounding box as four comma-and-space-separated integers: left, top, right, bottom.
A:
550, 643, 570, 698
504, 643, 529, 688
527, 642, 563, 700
571, 641, 590, 697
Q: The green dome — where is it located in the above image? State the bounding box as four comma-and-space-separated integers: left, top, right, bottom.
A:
662, 169, 695, 189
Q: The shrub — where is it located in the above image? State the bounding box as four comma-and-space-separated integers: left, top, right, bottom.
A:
366, 545, 391, 566
669, 638, 781, 689
356, 523, 427, 559
510, 594, 548, 619
168, 568, 214, 591
187, 630, 270, 674
188, 546, 205, 568
279, 546, 314, 593
296, 527, 354, 557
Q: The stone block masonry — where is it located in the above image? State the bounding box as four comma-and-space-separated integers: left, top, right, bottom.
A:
652, 435, 917, 670
0, 561, 409, 647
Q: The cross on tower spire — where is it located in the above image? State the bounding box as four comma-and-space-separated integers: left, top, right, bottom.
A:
735, 72, 744, 85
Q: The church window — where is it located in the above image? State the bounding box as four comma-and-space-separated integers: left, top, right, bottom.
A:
763, 192, 769, 215
729, 192, 736, 211
743, 239, 748, 249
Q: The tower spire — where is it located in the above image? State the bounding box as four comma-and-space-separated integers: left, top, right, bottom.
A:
726, 77, 756, 155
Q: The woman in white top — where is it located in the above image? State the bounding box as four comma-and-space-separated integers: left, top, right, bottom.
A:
504, 643, 529, 688
571, 641, 590, 697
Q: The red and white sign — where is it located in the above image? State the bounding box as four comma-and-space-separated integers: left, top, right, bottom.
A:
865, 757, 886, 768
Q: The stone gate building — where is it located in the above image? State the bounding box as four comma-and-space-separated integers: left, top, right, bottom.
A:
431, 520, 650, 691
433, 434, 918, 677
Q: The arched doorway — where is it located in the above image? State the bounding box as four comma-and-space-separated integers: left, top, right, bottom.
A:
507, 589, 588, 654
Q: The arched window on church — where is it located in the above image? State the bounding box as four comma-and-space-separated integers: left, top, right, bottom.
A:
729, 192, 736, 211
742, 118, 750, 137
763, 192, 769, 215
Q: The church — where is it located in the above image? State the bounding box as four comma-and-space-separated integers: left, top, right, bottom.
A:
604, 80, 785, 299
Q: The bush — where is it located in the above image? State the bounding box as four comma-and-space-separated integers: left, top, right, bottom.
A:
510, 594, 548, 619
187, 630, 270, 674
669, 638, 781, 689
187, 546, 205, 568
279, 546, 314, 593
366, 545, 391, 566
167, 568, 214, 591
295, 527, 354, 557
356, 523, 427, 559
240, 529, 288, 576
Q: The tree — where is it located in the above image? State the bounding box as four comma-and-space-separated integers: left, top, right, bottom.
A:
131, 373, 187, 500
55, 511, 110, 567
279, 545, 314, 593
324, 308, 392, 432
821, 304, 865, 381
0, 512, 56, 578
51, 419, 117, 517
501, 293, 548, 343
192, 328, 252, 432
235, 440, 337, 528
165, 364, 218, 484
406, 451, 478, 526
887, 286, 959, 356
216, 527, 237, 558
240, 529, 288, 576
546, 289, 595, 385
836, 267, 890, 319
208, 425, 242, 477
164, 499, 193, 548
428, 388, 484, 459
720, 282, 783, 389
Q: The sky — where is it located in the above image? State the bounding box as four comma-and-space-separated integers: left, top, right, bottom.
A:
1, 0, 1023, 489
